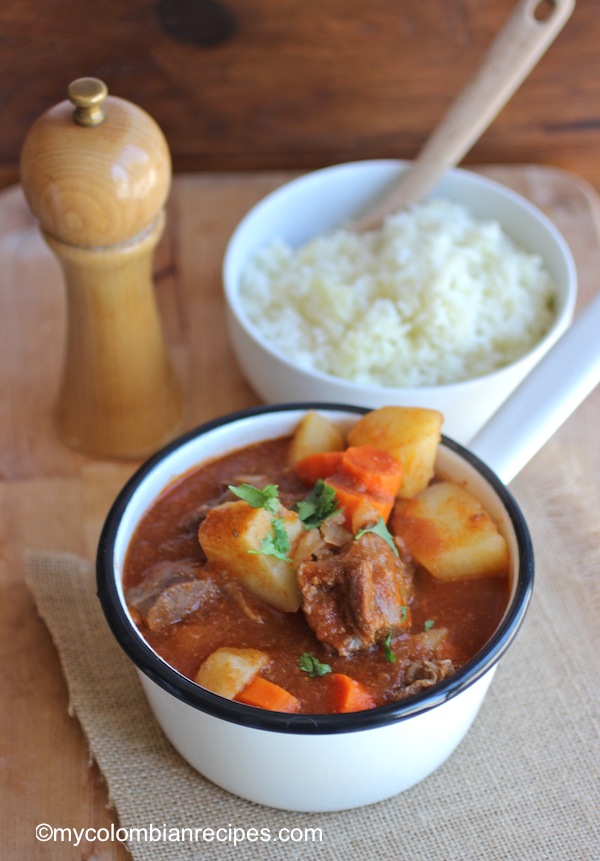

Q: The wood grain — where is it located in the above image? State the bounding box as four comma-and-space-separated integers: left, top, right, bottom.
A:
0, 1, 599, 190
1, 167, 599, 859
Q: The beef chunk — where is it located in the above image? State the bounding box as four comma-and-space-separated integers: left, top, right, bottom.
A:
128, 561, 218, 631
144, 579, 218, 631
297, 532, 413, 655
396, 659, 456, 699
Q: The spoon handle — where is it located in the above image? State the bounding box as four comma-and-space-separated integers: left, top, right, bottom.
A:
469, 292, 600, 485
355, 0, 575, 229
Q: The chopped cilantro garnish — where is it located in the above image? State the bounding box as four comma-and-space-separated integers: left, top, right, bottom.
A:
383, 632, 397, 664
400, 605, 408, 623
294, 479, 340, 529
228, 482, 280, 515
424, 619, 436, 630
231, 484, 292, 561
298, 653, 332, 677
355, 517, 399, 557
249, 517, 292, 561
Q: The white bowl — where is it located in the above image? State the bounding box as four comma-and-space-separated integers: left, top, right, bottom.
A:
97, 403, 533, 812
223, 160, 576, 444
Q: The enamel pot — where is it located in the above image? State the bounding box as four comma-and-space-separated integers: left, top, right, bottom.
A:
97, 289, 600, 811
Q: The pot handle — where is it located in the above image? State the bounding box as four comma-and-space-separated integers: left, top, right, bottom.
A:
468, 292, 600, 484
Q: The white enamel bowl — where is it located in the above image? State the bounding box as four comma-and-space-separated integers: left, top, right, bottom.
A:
97, 403, 533, 812
223, 160, 577, 444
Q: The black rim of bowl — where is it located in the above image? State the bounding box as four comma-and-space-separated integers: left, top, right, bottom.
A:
96, 401, 534, 735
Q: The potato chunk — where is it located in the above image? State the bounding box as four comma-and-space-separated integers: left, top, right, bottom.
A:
347, 406, 442, 498
289, 411, 345, 465
198, 500, 304, 611
195, 647, 269, 698
392, 481, 509, 580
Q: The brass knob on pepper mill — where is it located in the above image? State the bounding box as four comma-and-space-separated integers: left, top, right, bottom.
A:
19, 77, 184, 459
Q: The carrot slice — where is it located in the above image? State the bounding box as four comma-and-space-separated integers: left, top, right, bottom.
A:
235, 676, 301, 713
295, 445, 403, 531
329, 673, 376, 713
294, 451, 344, 485
339, 446, 403, 498
324, 477, 386, 532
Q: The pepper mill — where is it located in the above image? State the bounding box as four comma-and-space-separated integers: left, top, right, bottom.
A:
19, 77, 184, 459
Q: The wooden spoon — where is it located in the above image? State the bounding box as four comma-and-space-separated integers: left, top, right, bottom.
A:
354, 0, 575, 231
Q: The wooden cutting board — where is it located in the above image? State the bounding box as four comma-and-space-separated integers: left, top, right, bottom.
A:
1, 166, 599, 860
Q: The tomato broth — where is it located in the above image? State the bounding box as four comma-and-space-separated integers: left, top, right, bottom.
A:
123, 434, 510, 714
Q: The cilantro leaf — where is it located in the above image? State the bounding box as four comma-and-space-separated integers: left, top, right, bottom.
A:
424, 619, 436, 631
229, 482, 280, 515
383, 632, 397, 664
298, 653, 332, 677
294, 479, 340, 529
355, 517, 399, 557
249, 517, 292, 561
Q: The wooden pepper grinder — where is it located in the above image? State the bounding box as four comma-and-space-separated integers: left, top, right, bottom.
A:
20, 77, 184, 459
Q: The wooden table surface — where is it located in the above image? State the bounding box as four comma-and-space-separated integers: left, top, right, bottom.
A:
2, 166, 599, 859
1, 0, 600, 191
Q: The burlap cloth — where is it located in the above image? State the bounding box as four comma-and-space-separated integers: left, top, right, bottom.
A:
25, 440, 599, 861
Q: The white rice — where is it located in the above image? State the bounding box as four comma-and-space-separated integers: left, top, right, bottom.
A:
238, 199, 556, 387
